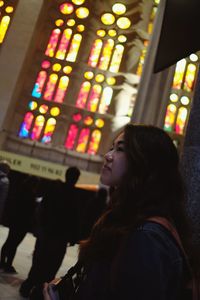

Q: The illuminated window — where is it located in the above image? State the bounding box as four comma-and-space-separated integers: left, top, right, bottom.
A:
0, 1, 16, 44
55, 28, 72, 60
54, 76, 69, 103
66, 33, 82, 62
88, 39, 103, 68
109, 44, 124, 73
65, 124, 79, 149
32, 71, 47, 98
45, 29, 61, 57
164, 104, 177, 132
87, 84, 102, 112
98, 39, 114, 70
76, 81, 91, 108
19, 112, 34, 138
183, 63, 196, 92
172, 59, 186, 89
31, 115, 45, 140
76, 127, 90, 152
41, 118, 56, 143
87, 130, 101, 155
98, 87, 113, 113
175, 107, 188, 134
43, 74, 58, 101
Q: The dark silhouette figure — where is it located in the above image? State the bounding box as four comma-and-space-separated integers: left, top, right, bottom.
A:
19, 167, 81, 298
81, 187, 108, 239
0, 175, 40, 273
0, 160, 10, 223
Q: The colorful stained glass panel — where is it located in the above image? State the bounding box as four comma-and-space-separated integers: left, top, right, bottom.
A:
76, 128, 90, 152
65, 124, 79, 149
19, 112, 34, 138
41, 118, 56, 143
87, 130, 101, 155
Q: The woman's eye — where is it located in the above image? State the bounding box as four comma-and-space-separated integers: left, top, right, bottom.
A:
117, 147, 125, 152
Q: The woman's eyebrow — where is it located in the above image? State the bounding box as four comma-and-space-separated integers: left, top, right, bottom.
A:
116, 140, 125, 146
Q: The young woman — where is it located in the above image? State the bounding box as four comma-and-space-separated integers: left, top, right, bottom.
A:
44, 124, 197, 300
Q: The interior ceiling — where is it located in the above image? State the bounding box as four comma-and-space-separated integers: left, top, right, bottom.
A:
154, 0, 200, 73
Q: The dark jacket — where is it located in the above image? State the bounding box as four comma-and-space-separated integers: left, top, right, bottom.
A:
74, 221, 191, 300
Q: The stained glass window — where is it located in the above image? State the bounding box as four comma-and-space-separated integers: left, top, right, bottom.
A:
66, 33, 82, 62
0, 1, 16, 45
88, 39, 103, 67
19, 112, 34, 138
98, 87, 113, 113
54, 76, 69, 103
87, 84, 102, 112
76, 127, 90, 152
175, 107, 188, 135
183, 63, 196, 92
55, 28, 72, 60
65, 124, 79, 149
32, 71, 47, 98
31, 115, 45, 140
98, 39, 114, 70
41, 118, 56, 143
109, 44, 124, 73
76, 81, 91, 108
164, 104, 177, 132
45, 28, 61, 57
43, 74, 58, 101
87, 130, 101, 154
172, 59, 186, 89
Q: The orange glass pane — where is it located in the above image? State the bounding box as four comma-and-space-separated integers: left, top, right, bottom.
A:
76, 128, 90, 153
66, 34, 82, 62
87, 130, 101, 155
43, 74, 58, 101
45, 29, 61, 57
109, 44, 124, 73
55, 28, 72, 60
54, 76, 69, 103
65, 124, 79, 149
164, 104, 177, 132
31, 115, 45, 140
98, 87, 113, 113
88, 39, 103, 67
84, 115, 93, 125
32, 71, 47, 98
183, 63, 196, 92
76, 81, 91, 108
0, 15, 10, 43
41, 118, 56, 143
87, 84, 102, 112
98, 39, 114, 70
172, 59, 186, 89
19, 112, 34, 138
60, 3, 74, 15
175, 107, 188, 134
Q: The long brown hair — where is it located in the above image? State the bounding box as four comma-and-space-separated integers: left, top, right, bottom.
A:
79, 124, 197, 270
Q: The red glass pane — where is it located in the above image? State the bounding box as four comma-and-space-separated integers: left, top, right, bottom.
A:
65, 124, 78, 149
45, 29, 61, 57
76, 128, 90, 153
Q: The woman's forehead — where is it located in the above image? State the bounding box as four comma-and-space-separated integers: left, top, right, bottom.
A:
114, 133, 124, 143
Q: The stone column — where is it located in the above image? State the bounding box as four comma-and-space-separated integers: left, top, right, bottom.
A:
181, 67, 200, 245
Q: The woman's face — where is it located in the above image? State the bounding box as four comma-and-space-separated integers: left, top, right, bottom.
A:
100, 133, 128, 187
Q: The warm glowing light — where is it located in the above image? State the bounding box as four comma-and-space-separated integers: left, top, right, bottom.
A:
108, 29, 117, 37
95, 74, 105, 83
106, 77, 116, 85
88, 39, 103, 67
180, 96, 190, 105
164, 104, 177, 132
39, 104, 49, 114
60, 3, 74, 15
112, 3, 126, 15
67, 19, 76, 26
72, 0, 85, 4
95, 119, 104, 128
0, 16, 10, 43
172, 59, 186, 89
101, 13, 115, 25
0, 1, 4, 8
55, 28, 72, 60
77, 24, 85, 32
66, 34, 82, 62
84, 116, 93, 125
5, 6, 14, 13
118, 35, 127, 43
117, 17, 131, 29
175, 107, 188, 134
84, 71, 94, 80
96, 29, 106, 37
98, 87, 113, 113
170, 93, 178, 102
63, 66, 72, 74
50, 107, 60, 116
75, 7, 89, 19
55, 19, 64, 27
189, 54, 198, 62
73, 113, 82, 122
52, 63, 62, 72
28, 101, 38, 110
109, 44, 124, 73
41, 60, 51, 69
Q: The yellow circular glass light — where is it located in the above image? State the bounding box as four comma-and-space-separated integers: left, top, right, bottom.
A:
84, 71, 94, 80
189, 54, 198, 62
106, 77, 116, 85
84, 116, 93, 125
52, 63, 62, 72
39, 104, 48, 114
29, 101, 38, 111
117, 17, 131, 29
118, 35, 127, 43
180, 96, 190, 106
72, 0, 85, 4
5, 6, 13, 13
63, 65, 72, 74
67, 19, 76, 26
0, 1, 4, 8
95, 74, 105, 83
170, 93, 178, 102
108, 29, 117, 37
101, 13, 115, 25
60, 3, 74, 15
112, 3, 126, 15
77, 24, 85, 32
55, 19, 64, 27
96, 29, 106, 37
76, 7, 89, 19
50, 107, 60, 117
95, 119, 104, 128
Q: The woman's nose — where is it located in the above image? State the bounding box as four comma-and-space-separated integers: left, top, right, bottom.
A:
105, 151, 113, 161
